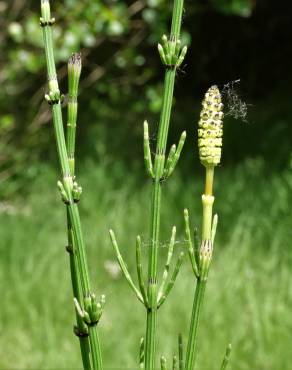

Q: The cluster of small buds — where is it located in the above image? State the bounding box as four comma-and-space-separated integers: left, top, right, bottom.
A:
57, 179, 82, 204
158, 35, 187, 68
198, 85, 224, 167
45, 89, 64, 105
57, 180, 70, 204
72, 181, 82, 202
163, 130, 186, 179
199, 240, 213, 281
74, 294, 105, 327
39, 17, 55, 27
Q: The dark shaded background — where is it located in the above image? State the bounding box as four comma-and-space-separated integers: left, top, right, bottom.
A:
0, 0, 291, 195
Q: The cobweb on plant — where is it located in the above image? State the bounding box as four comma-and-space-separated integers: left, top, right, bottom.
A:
221, 79, 249, 122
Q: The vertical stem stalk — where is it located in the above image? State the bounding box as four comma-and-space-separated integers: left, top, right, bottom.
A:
67, 211, 92, 370
184, 280, 206, 370
145, 1, 184, 369
184, 166, 215, 370
204, 166, 214, 196
40, 2, 102, 369
65, 53, 91, 369
89, 327, 103, 370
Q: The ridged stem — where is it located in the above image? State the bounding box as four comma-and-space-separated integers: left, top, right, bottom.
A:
67, 52, 81, 175
184, 279, 206, 370
40, 1, 102, 369
67, 209, 91, 370
184, 166, 215, 370
145, 1, 184, 369
64, 52, 91, 369
145, 180, 161, 370
67, 100, 77, 174
89, 326, 103, 370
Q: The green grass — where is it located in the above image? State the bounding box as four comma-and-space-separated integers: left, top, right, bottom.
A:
0, 158, 291, 369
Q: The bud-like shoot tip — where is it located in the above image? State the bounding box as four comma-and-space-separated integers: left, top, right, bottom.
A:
198, 85, 224, 167
68, 52, 82, 98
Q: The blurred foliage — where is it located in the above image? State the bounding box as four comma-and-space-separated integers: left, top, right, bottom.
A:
210, 0, 254, 17
1, 159, 292, 368
1, 0, 292, 198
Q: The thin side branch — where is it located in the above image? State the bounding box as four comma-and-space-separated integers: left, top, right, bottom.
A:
163, 144, 176, 178
143, 120, 154, 178
109, 229, 144, 304
164, 131, 186, 178
157, 226, 176, 301
183, 209, 199, 277
157, 252, 184, 308
136, 235, 149, 307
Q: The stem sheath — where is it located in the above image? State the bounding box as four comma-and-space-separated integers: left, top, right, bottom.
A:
184, 166, 215, 370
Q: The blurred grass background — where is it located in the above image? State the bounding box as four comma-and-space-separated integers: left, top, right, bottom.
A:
1, 0, 292, 369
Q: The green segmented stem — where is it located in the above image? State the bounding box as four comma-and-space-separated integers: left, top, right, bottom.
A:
89, 326, 103, 370
67, 97, 77, 174
184, 279, 206, 370
40, 1, 103, 369
145, 0, 185, 368
171, 0, 184, 37
65, 53, 91, 370
41, 0, 90, 294
51, 104, 71, 177
67, 53, 81, 175
67, 216, 91, 370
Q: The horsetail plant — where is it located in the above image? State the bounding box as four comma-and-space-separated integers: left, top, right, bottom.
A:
109, 0, 187, 369
40, 1, 104, 369
39, 0, 232, 369
183, 86, 231, 370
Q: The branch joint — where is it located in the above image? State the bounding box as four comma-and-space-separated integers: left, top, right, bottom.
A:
158, 35, 187, 69
40, 17, 56, 27
74, 294, 105, 328
73, 325, 89, 338
66, 244, 74, 254
45, 90, 64, 105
